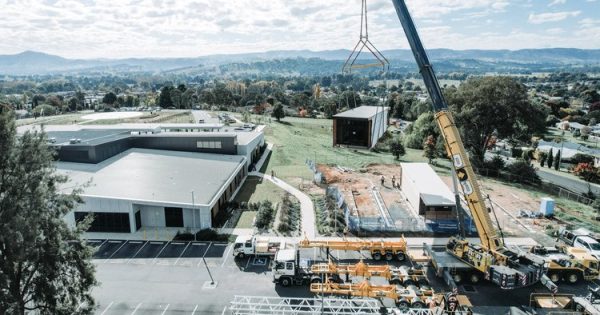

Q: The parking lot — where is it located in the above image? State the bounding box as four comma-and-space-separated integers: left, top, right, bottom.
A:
88, 239, 233, 267
90, 241, 595, 315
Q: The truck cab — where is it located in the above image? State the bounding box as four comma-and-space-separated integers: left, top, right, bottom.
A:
233, 235, 285, 259
272, 249, 319, 286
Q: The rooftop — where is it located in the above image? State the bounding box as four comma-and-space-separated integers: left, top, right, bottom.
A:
400, 163, 454, 206
57, 148, 246, 206
19, 124, 263, 146
333, 105, 388, 119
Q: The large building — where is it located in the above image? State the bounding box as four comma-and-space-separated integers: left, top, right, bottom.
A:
332, 105, 388, 148
21, 123, 265, 234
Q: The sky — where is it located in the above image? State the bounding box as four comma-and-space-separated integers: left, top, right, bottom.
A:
0, 0, 599, 59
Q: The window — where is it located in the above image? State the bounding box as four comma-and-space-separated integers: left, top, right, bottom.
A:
209, 141, 215, 149
74, 212, 130, 233
286, 262, 294, 270
215, 141, 222, 149
164, 207, 184, 227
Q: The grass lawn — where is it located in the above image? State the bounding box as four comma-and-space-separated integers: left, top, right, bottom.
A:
235, 211, 257, 229
254, 115, 451, 181
234, 176, 285, 204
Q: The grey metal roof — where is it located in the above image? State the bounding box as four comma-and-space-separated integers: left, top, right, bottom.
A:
333, 105, 388, 119
56, 148, 246, 206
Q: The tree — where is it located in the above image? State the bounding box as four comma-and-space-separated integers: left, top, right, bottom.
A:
102, 92, 117, 105
547, 148, 554, 169
538, 151, 547, 168
68, 97, 78, 112
403, 112, 438, 149
0, 112, 97, 314
445, 77, 547, 163
272, 103, 285, 122
554, 150, 561, 170
389, 137, 406, 160
423, 135, 436, 164
158, 86, 174, 108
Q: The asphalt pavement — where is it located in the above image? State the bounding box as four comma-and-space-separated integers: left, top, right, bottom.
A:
537, 167, 600, 195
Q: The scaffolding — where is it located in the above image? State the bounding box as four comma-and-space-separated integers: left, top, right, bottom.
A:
228, 295, 475, 315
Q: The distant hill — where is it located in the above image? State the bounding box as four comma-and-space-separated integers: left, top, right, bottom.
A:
1, 48, 600, 75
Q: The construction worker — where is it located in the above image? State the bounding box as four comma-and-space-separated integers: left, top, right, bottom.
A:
380, 175, 385, 186
391, 175, 396, 188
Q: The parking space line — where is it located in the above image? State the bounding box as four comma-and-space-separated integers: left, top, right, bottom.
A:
196, 242, 213, 267
244, 257, 251, 269
152, 242, 169, 264
128, 241, 149, 263
175, 242, 191, 265
100, 301, 114, 315
221, 306, 228, 315
221, 244, 232, 267
130, 302, 142, 315
191, 305, 198, 315
161, 304, 170, 315
108, 241, 128, 259
202, 242, 212, 257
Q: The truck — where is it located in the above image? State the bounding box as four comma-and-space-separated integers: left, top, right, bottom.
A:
558, 228, 600, 259
530, 245, 600, 283
525, 285, 600, 315
272, 248, 428, 287
232, 235, 287, 259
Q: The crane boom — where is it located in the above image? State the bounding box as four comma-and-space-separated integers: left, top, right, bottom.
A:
389, 0, 498, 250
389, 0, 546, 289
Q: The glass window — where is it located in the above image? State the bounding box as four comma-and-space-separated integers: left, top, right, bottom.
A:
215, 141, 222, 149
286, 262, 294, 270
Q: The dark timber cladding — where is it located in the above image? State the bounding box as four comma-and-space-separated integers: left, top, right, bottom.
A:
333, 105, 388, 149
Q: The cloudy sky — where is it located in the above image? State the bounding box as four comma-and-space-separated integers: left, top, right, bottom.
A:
0, 0, 599, 59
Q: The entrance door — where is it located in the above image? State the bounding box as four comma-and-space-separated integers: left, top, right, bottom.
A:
164, 207, 184, 227
135, 210, 142, 231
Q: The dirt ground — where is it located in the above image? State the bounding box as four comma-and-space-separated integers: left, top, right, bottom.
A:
317, 163, 404, 218
316, 162, 559, 240
440, 175, 558, 240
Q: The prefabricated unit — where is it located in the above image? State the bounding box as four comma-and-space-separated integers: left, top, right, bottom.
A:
333, 105, 388, 148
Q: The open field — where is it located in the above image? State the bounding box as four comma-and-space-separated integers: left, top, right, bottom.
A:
253, 116, 451, 183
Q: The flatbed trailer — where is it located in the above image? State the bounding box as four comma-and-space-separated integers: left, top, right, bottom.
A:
298, 237, 408, 261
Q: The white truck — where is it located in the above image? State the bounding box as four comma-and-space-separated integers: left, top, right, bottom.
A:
558, 228, 600, 259
232, 235, 287, 259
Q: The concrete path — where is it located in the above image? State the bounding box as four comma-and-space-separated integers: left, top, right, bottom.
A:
249, 172, 316, 239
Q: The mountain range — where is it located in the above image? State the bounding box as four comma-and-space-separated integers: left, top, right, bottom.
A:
1, 48, 600, 75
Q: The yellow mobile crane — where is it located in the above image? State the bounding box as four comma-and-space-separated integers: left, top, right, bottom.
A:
389, 0, 547, 290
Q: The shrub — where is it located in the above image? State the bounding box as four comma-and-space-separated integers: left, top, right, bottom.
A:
389, 137, 406, 160
255, 200, 275, 229
277, 193, 300, 235
573, 163, 600, 183
571, 153, 595, 166
506, 161, 540, 184
32, 104, 56, 116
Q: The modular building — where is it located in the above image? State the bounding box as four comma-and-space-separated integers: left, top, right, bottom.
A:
333, 105, 388, 148
400, 162, 455, 217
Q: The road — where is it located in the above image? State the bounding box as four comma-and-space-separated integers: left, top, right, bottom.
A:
537, 168, 600, 195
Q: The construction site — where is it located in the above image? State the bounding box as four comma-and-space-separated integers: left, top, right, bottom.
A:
17, 0, 599, 314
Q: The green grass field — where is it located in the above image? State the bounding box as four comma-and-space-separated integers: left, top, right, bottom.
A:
255, 116, 450, 181
235, 211, 257, 229
234, 176, 285, 204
